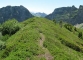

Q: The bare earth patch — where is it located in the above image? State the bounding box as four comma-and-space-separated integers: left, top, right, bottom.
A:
39, 33, 54, 60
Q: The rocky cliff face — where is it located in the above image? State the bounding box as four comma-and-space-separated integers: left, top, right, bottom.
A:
46, 5, 83, 25
72, 5, 83, 24
0, 5, 33, 23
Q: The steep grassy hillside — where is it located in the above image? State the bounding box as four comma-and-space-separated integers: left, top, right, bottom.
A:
0, 17, 83, 60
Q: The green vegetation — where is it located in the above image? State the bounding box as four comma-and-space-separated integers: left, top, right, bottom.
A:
53, 19, 56, 24
78, 32, 82, 38
0, 17, 83, 60
1, 19, 20, 36
64, 23, 73, 32
59, 20, 63, 28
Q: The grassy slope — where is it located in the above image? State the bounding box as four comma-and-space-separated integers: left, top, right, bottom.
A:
0, 17, 83, 60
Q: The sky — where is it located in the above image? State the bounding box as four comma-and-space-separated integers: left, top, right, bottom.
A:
0, 0, 83, 14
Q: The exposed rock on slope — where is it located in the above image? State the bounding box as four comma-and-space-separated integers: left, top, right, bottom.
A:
0, 5, 33, 23
46, 5, 83, 25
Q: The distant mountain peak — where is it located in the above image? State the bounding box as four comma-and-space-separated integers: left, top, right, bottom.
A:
0, 5, 33, 23
46, 5, 83, 25
31, 12, 47, 17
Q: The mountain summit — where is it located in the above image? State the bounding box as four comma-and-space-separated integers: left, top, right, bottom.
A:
0, 5, 33, 23
46, 5, 83, 25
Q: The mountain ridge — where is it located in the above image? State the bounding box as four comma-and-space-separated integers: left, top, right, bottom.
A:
0, 17, 83, 60
0, 5, 33, 23
46, 5, 83, 25
31, 12, 47, 17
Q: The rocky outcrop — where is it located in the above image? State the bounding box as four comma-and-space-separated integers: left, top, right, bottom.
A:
46, 5, 83, 25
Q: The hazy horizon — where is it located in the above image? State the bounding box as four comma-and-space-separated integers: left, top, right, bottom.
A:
0, 0, 83, 14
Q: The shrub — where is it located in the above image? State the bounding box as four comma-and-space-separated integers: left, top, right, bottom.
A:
1, 34, 10, 41
1, 46, 13, 58
59, 38, 81, 52
0, 40, 6, 50
74, 27, 77, 31
59, 20, 63, 28
0, 24, 2, 32
1, 19, 20, 35
64, 23, 73, 31
53, 19, 56, 24
78, 32, 82, 38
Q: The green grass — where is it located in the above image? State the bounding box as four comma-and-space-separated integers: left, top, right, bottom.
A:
0, 17, 83, 60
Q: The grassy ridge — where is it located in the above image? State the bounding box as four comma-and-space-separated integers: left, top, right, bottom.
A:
0, 17, 83, 60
